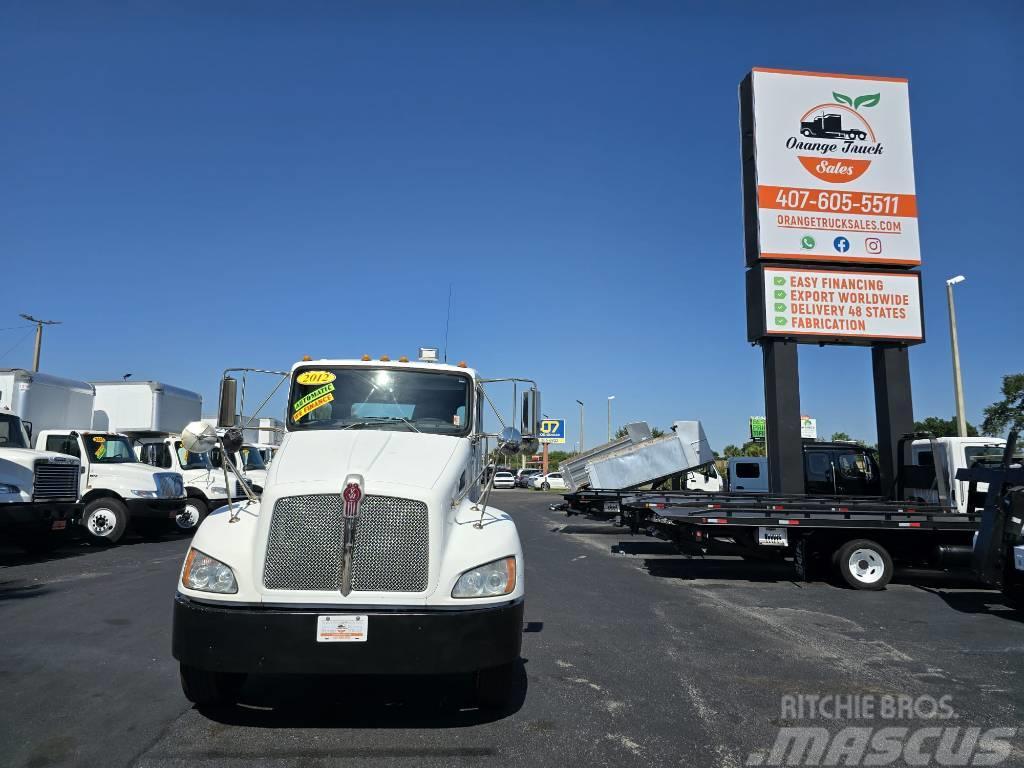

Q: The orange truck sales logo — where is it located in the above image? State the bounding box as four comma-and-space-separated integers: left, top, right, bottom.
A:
745, 68, 920, 267
787, 92, 883, 183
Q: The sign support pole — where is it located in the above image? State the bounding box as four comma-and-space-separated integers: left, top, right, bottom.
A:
762, 339, 805, 494
871, 345, 914, 493
542, 443, 549, 475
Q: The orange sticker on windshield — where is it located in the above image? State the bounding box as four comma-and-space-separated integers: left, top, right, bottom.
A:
296, 370, 336, 386
92, 436, 106, 443
293, 392, 334, 420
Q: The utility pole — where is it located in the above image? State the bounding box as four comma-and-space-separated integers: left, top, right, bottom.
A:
945, 276, 968, 437
19, 314, 61, 372
576, 399, 584, 454
607, 395, 615, 441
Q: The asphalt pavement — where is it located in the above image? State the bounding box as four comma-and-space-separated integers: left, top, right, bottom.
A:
3, 490, 1023, 767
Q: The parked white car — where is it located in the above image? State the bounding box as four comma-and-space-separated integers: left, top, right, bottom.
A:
531, 472, 566, 490
492, 471, 516, 489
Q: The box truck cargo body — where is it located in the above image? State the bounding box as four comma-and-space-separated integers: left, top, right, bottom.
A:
0, 369, 94, 435
92, 381, 202, 434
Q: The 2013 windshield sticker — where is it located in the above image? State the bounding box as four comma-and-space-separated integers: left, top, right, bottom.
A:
296, 370, 336, 386
293, 384, 335, 420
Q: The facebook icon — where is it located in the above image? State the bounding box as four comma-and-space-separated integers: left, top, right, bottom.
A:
833, 236, 850, 253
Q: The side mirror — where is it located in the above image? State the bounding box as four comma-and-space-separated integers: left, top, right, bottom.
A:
498, 427, 524, 455
23, 420, 32, 441
521, 388, 540, 437
181, 421, 219, 454
218, 377, 237, 429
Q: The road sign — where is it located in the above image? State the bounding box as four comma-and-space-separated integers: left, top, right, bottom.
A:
539, 418, 565, 444
749, 417, 767, 440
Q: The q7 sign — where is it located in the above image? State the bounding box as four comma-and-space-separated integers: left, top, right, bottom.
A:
539, 419, 565, 445
747, 265, 924, 345
740, 68, 919, 268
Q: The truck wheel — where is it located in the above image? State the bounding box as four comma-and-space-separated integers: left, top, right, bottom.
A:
176, 497, 208, 533
82, 498, 128, 545
836, 539, 892, 590
179, 664, 245, 707
475, 662, 515, 711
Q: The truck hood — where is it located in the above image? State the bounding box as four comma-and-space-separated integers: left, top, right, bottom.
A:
271, 430, 462, 492
0, 448, 77, 466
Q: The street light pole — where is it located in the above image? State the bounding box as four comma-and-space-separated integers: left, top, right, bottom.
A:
576, 399, 584, 454
19, 314, 62, 372
945, 276, 967, 437
607, 395, 615, 441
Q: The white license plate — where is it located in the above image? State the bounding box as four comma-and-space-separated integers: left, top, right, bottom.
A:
316, 615, 368, 643
758, 527, 788, 547
604, 501, 620, 513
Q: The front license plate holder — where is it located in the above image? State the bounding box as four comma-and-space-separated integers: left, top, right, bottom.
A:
317, 614, 369, 642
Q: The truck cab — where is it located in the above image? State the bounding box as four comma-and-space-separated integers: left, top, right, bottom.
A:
173, 355, 537, 709
727, 443, 881, 496
0, 409, 81, 547
135, 436, 236, 532
36, 429, 186, 544
906, 436, 1011, 514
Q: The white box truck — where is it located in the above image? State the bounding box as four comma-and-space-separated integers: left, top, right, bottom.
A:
172, 353, 539, 710
0, 407, 81, 549
5, 371, 186, 544
93, 380, 240, 533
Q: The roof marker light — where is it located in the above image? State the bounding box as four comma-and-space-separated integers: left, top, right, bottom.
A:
361, 354, 371, 361
398, 356, 409, 363
302, 355, 312, 361
457, 361, 468, 368
380, 355, 391, 362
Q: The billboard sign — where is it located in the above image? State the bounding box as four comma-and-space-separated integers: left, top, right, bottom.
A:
539, 418, 566, 444
742, 68, 919, 268
748, 265, 923, 345
800, 416, 818, 440
749, 416, 767, 441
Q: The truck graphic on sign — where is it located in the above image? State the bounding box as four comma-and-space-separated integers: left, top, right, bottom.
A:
799, 112, 867, 141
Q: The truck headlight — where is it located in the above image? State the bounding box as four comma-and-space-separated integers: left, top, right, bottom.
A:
182, 549, 238, 594
130, 489, 159, 498
0, 483, 21, 494
452, 556, 516, 598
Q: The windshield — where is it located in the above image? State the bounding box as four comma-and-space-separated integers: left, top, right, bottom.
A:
289, 366, 472, 436
240, 446, 266, 470
86, 434, 137, 463
175, 441, 212, 470
0, 414, 29, 449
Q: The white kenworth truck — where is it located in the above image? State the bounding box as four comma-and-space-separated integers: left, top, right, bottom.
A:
172, 351, 539, 710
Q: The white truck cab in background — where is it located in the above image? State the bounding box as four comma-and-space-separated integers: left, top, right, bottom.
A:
173, 352, 539, 710
905, 436, 1010, 515
36, 429, 185, 544
93, 380, 237, 533
0, 408, 81, 548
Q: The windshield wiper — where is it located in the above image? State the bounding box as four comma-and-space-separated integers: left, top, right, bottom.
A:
343, 417, 420, 433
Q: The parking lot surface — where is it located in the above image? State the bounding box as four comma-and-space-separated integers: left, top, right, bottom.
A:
3, 489, 1023, 767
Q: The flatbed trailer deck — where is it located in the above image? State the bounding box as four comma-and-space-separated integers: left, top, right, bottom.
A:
562, 489, 981, 590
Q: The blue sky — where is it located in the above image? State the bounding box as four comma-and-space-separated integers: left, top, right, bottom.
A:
2, 1, 1021, 450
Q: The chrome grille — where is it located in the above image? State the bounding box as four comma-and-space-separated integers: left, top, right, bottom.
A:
263, 494, 429, 592
33, 461, 79, 501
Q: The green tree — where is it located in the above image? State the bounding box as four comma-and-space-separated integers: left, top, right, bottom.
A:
831, 431, 852, 442
914, 416, 978, 438
614, 425, 666, 440
722, 441, 765, 458
982, 373, 1024, 436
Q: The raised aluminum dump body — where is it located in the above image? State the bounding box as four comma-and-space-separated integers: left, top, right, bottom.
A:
561, 421, 715, 492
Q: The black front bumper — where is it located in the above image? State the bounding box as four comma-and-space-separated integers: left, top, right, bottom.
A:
173, 594, 524, 675
0, 500, 80, 531
125, 497, 186, 520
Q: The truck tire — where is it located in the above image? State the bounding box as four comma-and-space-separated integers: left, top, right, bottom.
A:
835, 539, 892, 590
179, 664, 245, 707
82, 498, 129, 545
176, 497, 208, 534
475, 662, 516, 711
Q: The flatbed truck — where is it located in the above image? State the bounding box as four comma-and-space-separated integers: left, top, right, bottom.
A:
562, 435, 1013, 590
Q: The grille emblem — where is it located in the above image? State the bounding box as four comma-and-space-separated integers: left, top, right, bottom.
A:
340, 475, 363, 596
